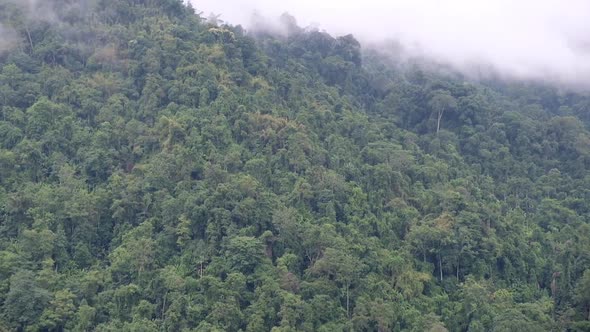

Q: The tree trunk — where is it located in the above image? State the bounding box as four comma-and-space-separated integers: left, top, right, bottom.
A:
25, 25, 34, 52
436, 109, 444, 134
439, 254, 443, 282
346, 282, 350, 320
162, 290, 167, 319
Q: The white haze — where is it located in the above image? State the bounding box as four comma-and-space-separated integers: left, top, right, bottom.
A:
189, 0, 590, 89
0, 24, 17, 53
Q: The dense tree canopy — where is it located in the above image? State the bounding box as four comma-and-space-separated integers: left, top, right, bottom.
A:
1, 0, 590, 331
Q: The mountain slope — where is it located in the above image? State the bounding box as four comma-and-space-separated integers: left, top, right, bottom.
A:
1, 1, 590, 331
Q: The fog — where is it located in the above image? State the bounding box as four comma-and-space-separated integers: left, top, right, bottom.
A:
0, 24, 17, 54
190, 0, 590, 89
0, 0, 91, 55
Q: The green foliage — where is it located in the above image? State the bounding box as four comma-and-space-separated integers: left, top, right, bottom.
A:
0, 0, 590, 330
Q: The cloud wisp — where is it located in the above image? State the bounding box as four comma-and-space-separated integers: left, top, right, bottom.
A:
0, 23, 18, 54
190, 0, 590, 89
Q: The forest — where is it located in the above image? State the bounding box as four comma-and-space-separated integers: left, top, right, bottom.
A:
1, 0, 590, 331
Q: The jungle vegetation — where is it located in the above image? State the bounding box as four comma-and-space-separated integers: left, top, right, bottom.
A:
1, 0, 590, 331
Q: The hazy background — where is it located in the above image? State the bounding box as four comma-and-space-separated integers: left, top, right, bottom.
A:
189, 0, 590, 89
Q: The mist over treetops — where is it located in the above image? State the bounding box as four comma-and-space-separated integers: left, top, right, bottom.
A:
1, 0, 590, 331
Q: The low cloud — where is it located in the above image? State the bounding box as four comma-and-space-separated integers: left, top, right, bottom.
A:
0, 23, 17, 54
0, 0, 95, 55
190, 0, 590, 89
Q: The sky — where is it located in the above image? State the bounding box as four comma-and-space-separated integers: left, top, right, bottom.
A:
188, 0, 590, 88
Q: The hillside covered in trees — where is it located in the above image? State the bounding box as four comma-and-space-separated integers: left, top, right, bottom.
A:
2, 0, 590, 331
